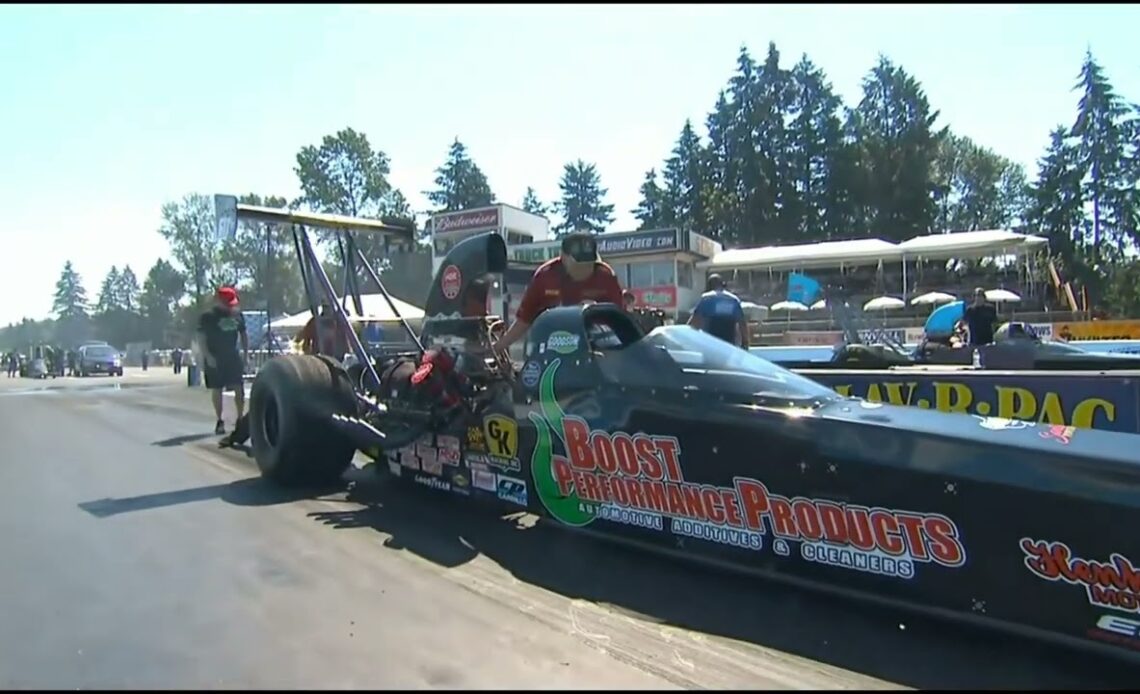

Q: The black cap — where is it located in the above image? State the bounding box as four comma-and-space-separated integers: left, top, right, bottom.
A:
561, 232, 599, 263
706, 273, 726, 291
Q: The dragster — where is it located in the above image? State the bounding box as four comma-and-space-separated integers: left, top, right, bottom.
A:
213, 198, 1140, 665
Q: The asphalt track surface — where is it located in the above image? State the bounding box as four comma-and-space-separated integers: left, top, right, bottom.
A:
1, 369, 1137, 689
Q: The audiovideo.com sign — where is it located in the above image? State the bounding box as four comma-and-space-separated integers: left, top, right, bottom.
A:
511, 229, 680, 264
1055, 319, 1140, 341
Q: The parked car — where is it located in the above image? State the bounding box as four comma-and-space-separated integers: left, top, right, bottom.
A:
77, 343, 123, 377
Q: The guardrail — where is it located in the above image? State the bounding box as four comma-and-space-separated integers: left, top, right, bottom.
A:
754, 319, 1140, 346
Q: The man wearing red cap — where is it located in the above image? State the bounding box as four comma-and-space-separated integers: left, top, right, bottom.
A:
196, 286, 249, 435
492, 232, 623, 354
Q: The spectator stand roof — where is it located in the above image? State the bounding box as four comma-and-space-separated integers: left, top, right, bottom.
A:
701, 229, 1048, 273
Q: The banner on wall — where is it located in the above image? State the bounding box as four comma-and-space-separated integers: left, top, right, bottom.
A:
784, 331, 844, 346
1054, 319, 1140, 341
632, 285, 677, 309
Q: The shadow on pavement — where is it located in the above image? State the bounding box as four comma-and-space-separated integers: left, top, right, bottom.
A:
77, 476, 343, 518
151, 433, 217, 447
304, 476, 1138, 690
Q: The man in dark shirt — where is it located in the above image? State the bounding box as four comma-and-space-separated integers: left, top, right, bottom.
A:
963, 287, 998, 346
688, 274, 748, 348
492, 232, 624, 355
197, 286, 249, 435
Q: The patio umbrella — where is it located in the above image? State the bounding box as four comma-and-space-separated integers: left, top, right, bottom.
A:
863, 296, 906, 312
769, 300, 809, 312
985, 288, 1021, 303
910, 291, 957, 306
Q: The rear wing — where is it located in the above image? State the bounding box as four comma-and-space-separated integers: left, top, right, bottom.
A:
213, 195, 415, 242
211, 193, 422, 393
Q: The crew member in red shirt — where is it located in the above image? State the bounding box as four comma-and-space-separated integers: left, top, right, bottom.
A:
492, 232, 624, 354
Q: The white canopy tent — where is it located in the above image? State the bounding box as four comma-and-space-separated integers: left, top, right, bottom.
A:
270, 294, 425, 330
897, 230, 1047, 261
704, 238, 901, 273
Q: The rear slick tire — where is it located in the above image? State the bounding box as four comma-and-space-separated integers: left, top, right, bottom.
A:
248, 354, 358, 487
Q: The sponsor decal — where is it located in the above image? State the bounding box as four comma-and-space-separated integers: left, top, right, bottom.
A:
1039, 424, 1076, 445
530, 359, 965, 575
399, 445, 420, 470
472, 468, 497, 491
1030, 322, 1054, 339
520, 360, 541, 389
1089, 614, 1140, 650
975, 415, 1033, 431
1021, 539, 1140, 614
820, 375, 1121, 431
545, 331, 580, 355
438, 434, 461, 466
433, 207, 500, 235
857, 328, 907, 345
687, 231, 718, 260
441, 264, 462, 300
419, 438, 443, 475
466, 425, 486, 453
450, 470, 471, 496
414, 474, 451, 492
466, 414, 521, 472
388, 460, 402, 477
422, 456, 443, 476
497, 475, 528, 507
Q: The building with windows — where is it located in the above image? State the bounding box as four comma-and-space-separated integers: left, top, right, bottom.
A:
426, 205, 722, 320
427, 204, 552, 276
502, 228, 722, 320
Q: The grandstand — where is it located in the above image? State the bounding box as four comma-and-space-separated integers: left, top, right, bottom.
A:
698, 230, 1085, 340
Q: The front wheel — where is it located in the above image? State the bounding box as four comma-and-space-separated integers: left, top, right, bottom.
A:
248, 355, 358, 487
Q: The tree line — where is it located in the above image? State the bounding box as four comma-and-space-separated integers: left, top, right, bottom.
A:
4, 43, 1138, 352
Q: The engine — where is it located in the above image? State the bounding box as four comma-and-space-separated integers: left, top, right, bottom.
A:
345, 315, 513, 449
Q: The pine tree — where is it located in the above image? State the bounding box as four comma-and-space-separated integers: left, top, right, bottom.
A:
785, 55, 845, 240
851, 55, 942, 241
632, 169, 668, 229
116, 265, 140, 313
553, 160, 615, 235
521, 187, 548, 216
52, 261, 89, 320
1070, 50, 1137, 259
703, 89, 743, 244
1026, 127, 1088, 282
96, 266, 122, 314
426, 138, 495, 212
661, 120, 708, 234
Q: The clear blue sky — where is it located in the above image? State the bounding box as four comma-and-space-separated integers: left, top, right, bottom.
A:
0, 4, 1136, 325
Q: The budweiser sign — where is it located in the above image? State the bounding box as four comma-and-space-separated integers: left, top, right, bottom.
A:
433, 207, 501, 234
